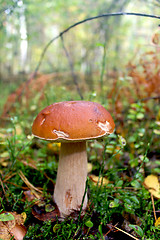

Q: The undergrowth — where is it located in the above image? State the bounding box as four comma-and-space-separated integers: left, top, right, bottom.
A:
0, 43, 160, 239
0, 99, 160, 239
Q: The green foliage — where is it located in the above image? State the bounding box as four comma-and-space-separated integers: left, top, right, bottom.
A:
0, 212, 14, 221
129, 224, 144, 237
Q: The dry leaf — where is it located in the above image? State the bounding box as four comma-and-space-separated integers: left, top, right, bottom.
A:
24, 190, 60, 221
152, 32, 160, 45
21, 159, 37, 170
32, 201, 60, 221
89, 175, 109, 186
0, 212, 27, 240
87, 163, 93, 173
24, 190, 39, 202
47, 142, 60, 154
0, 152, 10, 167
10, 224, 27, 240
143, 175, 160, 199
155, 217, 160, 227
0, 223, 11, 240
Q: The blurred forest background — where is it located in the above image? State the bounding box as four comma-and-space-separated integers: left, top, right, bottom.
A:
0, 1, 160, 239
0, 0, 160, 115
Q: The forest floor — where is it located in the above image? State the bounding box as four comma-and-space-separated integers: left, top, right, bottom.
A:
0, 65, 160, 239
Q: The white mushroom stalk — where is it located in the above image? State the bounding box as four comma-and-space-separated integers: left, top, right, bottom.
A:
53, 142, 87, 217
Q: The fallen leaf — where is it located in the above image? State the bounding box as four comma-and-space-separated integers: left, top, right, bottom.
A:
10, 224, 27, 240
0, 212, 14, 221
143, 175, 160, 199
87, 163, 93, 173
24, 190, 60, 221
32, 201, 60, 221
89, 175, 109, 186
0, 223, 11, 240
0, 212, 27, 240
24, 190, 39, 202
47, 143, 60, 154
0, 152, 10, 167
155, 217, 160, 227
152, 32, 160, 45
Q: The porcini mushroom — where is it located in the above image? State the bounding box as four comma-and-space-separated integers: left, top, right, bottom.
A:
32, 101, 115, 217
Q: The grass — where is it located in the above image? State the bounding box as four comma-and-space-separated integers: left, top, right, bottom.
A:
0, 80, 160, 239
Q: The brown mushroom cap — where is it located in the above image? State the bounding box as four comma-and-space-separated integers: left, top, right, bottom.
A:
32, 101, 115, 141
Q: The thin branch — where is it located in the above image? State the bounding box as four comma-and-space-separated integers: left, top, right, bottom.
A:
35, 12, 160, 76
107, 224, 139, 240
139, 95, 160, 102
60, 35, 84, 100
18, 171, 43, 196
3, 12, 160, 114
0, 177, 6, 197
151, 193, 157, 222
114, 226, 140, 240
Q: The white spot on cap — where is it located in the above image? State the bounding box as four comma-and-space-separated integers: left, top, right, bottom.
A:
98, 121, 112, 134
40, 118, 45, 125
53, 129, 69, 138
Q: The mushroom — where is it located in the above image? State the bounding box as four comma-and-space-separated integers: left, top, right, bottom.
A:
32, 101, 115, 217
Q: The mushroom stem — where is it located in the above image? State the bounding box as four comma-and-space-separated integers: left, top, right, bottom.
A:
53, 141, 88, 217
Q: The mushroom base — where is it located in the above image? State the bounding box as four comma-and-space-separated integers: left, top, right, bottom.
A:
53, 141, 88, 217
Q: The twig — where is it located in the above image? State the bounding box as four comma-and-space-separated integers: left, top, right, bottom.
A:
0, 177, 6, 196
78, 178, 88, 223
3, 172, 16, 182
35, 12, 160, 75
110, 224, 140, 240
151, 193, 157, 221
104, 223, 118, 236
138, 95, 160, 102
19, 171, 43, 198
60, 35, 83, 100
4, 12, 160, 114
